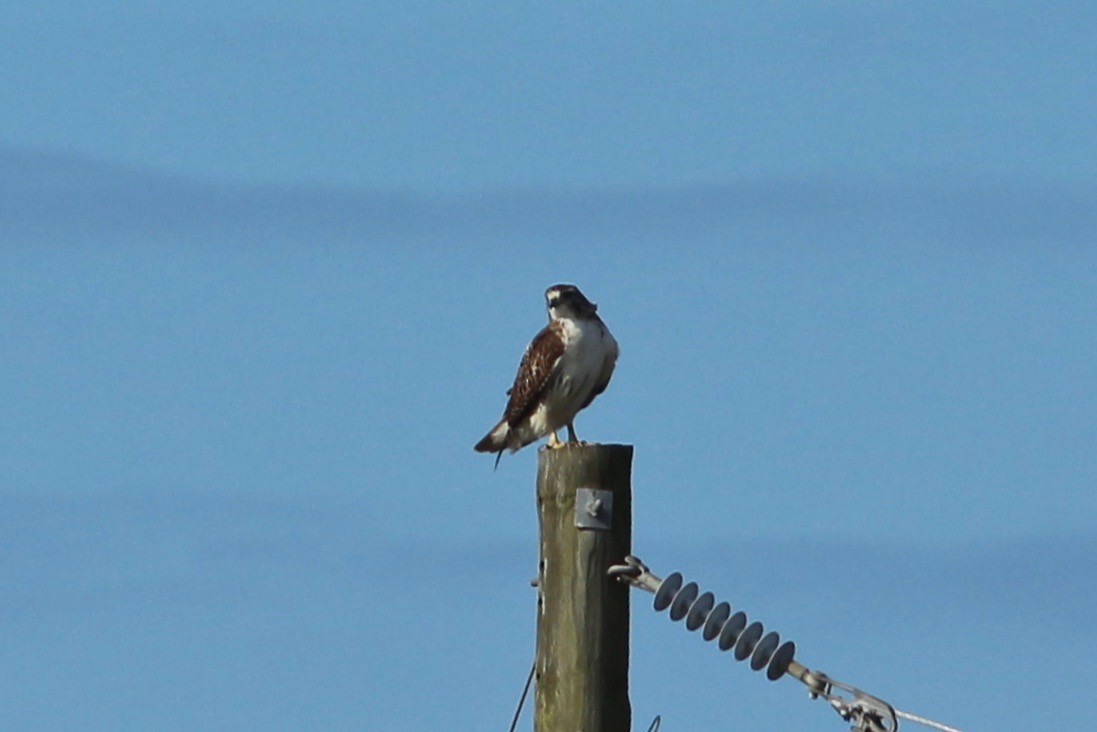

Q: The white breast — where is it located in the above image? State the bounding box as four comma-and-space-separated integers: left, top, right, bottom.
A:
536, 316, 617, 431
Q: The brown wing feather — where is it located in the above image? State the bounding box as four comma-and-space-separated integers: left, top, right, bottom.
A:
501, 322, 566, 427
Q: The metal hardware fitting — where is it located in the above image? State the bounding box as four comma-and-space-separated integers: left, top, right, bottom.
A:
574, 488, 613, 530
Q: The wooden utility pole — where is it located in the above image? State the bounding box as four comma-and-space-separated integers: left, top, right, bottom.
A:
534, 443, 633, 732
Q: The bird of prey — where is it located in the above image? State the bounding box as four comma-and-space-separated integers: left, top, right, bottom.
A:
475, 284, 618, 467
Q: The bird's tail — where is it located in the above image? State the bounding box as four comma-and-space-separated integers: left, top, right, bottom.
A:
474, 421, 509, 469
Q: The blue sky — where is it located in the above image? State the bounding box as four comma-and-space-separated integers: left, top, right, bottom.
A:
2, 2, 1095, 730
4, 2, 1096, 190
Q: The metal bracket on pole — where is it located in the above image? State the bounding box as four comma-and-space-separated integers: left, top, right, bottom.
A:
574, 488, 613, 530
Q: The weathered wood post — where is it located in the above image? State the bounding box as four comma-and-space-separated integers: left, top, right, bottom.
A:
535, 443, 633, 731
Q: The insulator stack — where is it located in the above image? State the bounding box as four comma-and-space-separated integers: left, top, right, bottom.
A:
652, 571, 796, 682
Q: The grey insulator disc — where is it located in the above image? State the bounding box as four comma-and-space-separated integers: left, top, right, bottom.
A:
653, 572, 683, 613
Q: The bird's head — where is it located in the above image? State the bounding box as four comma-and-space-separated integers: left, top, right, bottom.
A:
545, 284, 597, 320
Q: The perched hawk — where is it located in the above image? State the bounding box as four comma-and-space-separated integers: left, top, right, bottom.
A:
475, 284, 618, 467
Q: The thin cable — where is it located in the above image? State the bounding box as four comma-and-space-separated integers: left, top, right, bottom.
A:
507, 660, 535, 732
896, 708, 964, 732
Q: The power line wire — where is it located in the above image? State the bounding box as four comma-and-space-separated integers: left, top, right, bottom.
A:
507, 660, 535, 732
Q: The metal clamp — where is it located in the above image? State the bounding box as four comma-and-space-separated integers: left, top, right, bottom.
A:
812, 674, 898, 732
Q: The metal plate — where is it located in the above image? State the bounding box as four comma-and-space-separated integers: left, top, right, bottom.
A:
574, 488, 613, 530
